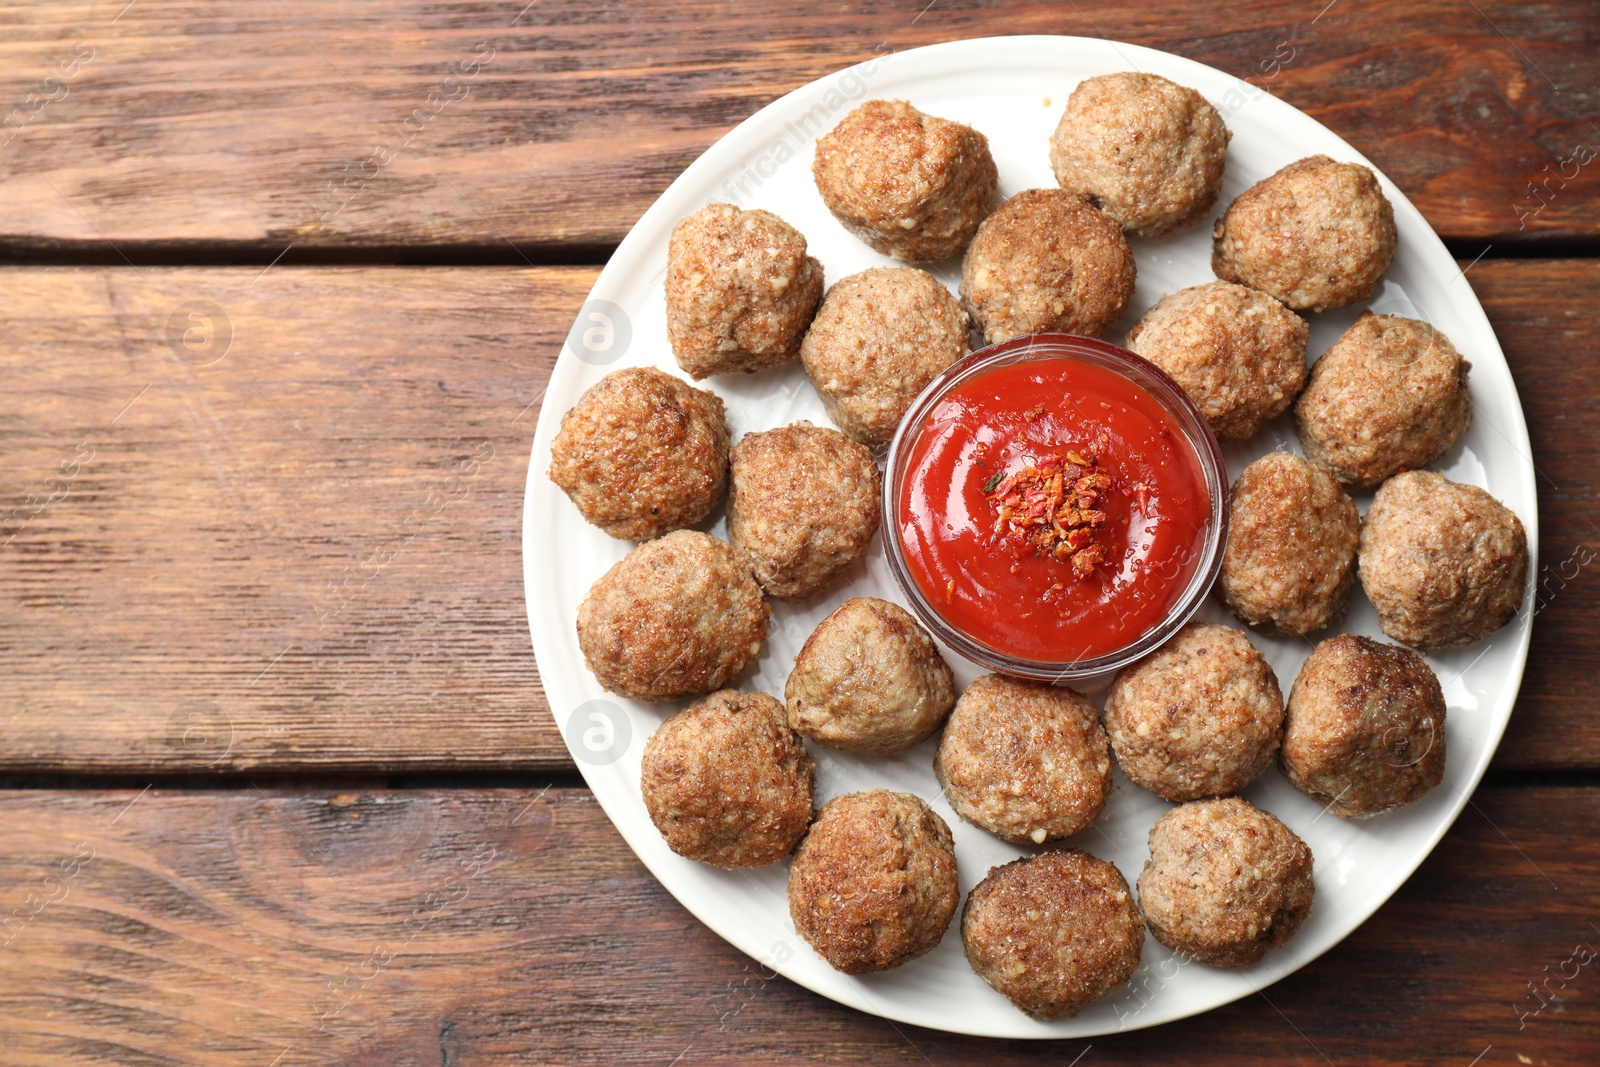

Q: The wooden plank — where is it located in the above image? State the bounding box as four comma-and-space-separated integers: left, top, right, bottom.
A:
0, 1, 1596, 250
0, 784, 1591, 1064
1467, 260, 1600, 770
0, 265, 586, 773
0, 260, 1592, 774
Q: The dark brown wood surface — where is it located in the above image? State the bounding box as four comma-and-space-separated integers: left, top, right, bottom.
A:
1470, 260, 1600, 771
0, 785, 1592, 1065
1, 1, 1597, 254
2, 3, 1598, 1062
0, 261, 1594, 774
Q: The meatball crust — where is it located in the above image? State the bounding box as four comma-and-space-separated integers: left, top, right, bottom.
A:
812, 98, 998, 263
1137, 798, 1315, 969
786, 597, 956, 755
962, 850, 1144, 1020
548, 367, 730, 541
1222, 452, 1360, 634
1104, 623, 1285, 802
1358, 471, 1528, 650
1282, 635, 1446, 818
1295, 312, 1473, 490
641, 690, 815, 868
1049, 72, 1231, 238
1212, 155, 1397, 312
934, 674, 1112, 845
576, 530, 769, 701
666, 203, 824, 379
727, 423, 881, 600
799, 267, 970, 451
1124, 281, 1309, 441
788, 791, 959, 974
960, 188, 1136, 344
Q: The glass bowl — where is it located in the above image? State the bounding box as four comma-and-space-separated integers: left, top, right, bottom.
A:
881, 333, 1229, 683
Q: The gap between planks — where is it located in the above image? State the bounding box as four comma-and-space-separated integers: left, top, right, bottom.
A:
0, 768, 1591, 794
1, 237, 1600, 271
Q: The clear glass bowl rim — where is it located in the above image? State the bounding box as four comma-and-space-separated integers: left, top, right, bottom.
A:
880, 332, 1231, 683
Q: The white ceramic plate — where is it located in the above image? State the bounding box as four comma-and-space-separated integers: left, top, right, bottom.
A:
523, 35, 1537, 1038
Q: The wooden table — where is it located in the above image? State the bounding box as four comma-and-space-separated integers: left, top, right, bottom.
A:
1, 2, 1595, 1063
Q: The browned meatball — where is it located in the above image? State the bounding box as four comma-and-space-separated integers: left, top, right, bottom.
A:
1295, 312, 1473, 490
812, 99, 998, 263
786, 597, 955, 755
799, 266, 970, 451
1104, 623, 1284, 802
1049, 72, 1230, 237
547, 367, 730, 540
1222, 452, 1359, 634
788, 791, 959, 974
641, 690, 815, 868
727, 423, 880, 600
960, 188, 1136, 344
576, 531, 769, 701
1212, 155, 1397, 312
1137, 798, 1314, 968
1358, 471, 1528, 649
934, 674, 1112, 845
963, 850, 1144, 1019
1124, 281, 1308, 441
666, 203, 824, 379
1282, 635, 1446, 817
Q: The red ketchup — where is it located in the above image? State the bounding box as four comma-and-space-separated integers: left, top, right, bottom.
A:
897, 356, 1210, 664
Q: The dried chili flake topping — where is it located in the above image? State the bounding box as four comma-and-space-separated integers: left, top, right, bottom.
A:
984, 450, 1114, 579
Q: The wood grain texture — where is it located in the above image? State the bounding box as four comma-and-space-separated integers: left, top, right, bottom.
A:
0, 260, 1596, 773
1472, 260, 1600, 769
0, 265, 587, 773
0, 1, 1596, 251
0, 784, 1591, 1065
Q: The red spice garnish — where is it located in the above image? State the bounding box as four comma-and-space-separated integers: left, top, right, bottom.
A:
1131, 481, 1152, 513
984, 450, 1113, 579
